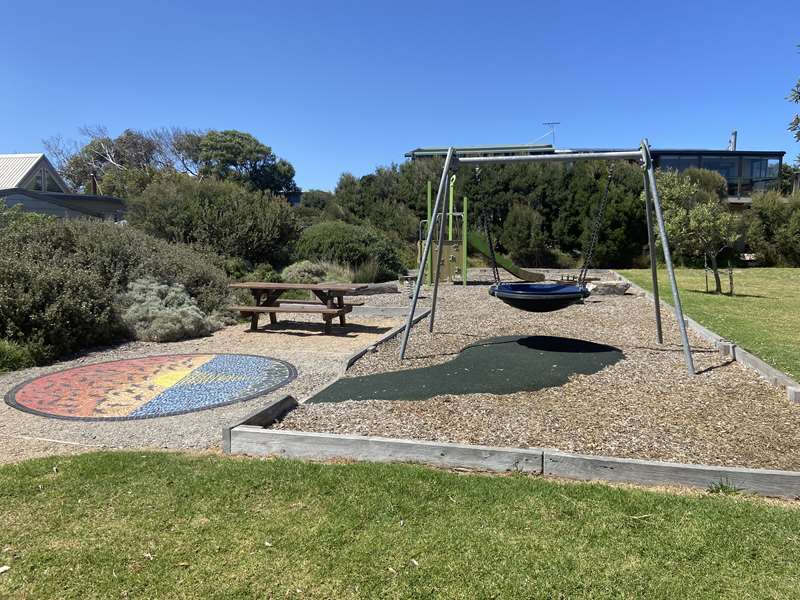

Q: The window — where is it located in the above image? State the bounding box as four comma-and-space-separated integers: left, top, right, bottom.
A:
657, 155, 699, 171
44, 170, 64, 193
25, 168, 44, 191
699, 155, 740, 196
741, 156, 780, 195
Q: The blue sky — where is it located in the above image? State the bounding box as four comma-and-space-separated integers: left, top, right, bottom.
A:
2, 1, 798, 190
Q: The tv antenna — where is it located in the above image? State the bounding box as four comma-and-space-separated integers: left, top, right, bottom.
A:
542, 122, 560, 147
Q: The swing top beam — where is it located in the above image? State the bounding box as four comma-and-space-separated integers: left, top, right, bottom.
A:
398, 140, 696, 375
455, 149, 642, 165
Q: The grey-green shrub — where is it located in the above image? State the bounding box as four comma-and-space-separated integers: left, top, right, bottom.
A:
120, 278, 219, 343
281, 260, 328, 284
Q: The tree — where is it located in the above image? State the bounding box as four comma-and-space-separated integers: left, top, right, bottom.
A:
197, 130, 298, 194
655, 169, 739, 293
500, 204, 550, 266
300, 190, 334, 209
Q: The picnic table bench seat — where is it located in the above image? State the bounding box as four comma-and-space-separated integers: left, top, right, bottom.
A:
228, 281, 368, 334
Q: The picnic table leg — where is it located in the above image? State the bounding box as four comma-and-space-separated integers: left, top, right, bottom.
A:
323, 315, 332, 334
336, 294, 347, 325
249, 291, 263, 331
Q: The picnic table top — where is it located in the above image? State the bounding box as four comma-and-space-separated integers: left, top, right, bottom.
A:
229, 281, 368, 292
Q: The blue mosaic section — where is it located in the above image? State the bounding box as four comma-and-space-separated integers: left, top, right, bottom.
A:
130, 355, 294, 418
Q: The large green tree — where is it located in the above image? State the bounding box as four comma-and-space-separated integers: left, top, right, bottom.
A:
198, 130, 297, 194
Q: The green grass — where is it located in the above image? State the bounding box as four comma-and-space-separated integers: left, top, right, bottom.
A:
1, 452, 799, 599
619, 268, 800, 380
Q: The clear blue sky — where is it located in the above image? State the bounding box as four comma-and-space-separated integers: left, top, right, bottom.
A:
2, 1, 798, 190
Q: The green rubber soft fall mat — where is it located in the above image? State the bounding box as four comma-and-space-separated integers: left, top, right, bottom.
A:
309, 335, 623, 403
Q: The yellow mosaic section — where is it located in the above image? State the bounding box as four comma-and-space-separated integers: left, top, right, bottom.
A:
93, 355, 215, 417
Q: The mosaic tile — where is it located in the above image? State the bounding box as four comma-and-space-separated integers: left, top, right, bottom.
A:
5, 354, 297, 421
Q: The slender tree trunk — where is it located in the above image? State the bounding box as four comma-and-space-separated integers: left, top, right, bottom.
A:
709, 253, 722, 294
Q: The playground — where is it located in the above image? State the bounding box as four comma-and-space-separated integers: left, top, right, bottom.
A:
276, 279, 800, 472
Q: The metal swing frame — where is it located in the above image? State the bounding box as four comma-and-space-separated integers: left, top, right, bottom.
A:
398, 139, 696, 375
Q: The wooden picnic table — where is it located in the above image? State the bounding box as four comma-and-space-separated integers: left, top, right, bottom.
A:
228, 282, 368, 334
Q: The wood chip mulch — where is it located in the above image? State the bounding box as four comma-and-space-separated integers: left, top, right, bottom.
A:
276, 283, 800, 471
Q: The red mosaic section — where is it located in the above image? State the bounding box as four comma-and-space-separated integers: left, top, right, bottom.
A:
13, 355, 206, 418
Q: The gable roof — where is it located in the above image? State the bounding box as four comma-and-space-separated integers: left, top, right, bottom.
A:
0, 153, 71, 192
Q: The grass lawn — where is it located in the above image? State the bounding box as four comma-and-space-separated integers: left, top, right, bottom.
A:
619, 268, 800, 380
1, 452, 799, 599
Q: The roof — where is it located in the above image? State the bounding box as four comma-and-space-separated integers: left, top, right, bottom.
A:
405, 145, 786, 160
405, 144, 554, 159
0, 153, 45, 188
0, 153, 72, 192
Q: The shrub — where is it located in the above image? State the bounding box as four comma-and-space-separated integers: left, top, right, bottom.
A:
0, 206, 231, 366
0, 340, 37, 372
0, 255, 123, 362
295, 221, 405, 281
352, 259, 380, 283
0, 217, 229, 313
129, 172, 299, 266
745, 191, 798, 265
281, 260, 355, 284
120, 278, 219, 343
684, 168, 728, 200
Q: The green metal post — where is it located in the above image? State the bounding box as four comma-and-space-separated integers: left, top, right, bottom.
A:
462, 196, 468, 286
448, 174, 456, 241
426, 180, 433, 285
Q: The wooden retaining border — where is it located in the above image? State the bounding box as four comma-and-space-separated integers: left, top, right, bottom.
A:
342, 308, 431, 372
614, 272, 800, 401
224, 397, 800, 499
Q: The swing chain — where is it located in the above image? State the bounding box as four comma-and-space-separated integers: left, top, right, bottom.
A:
482, 213, 501, 285
578, 164, 616, 286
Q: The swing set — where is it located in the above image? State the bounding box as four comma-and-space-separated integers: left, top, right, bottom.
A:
399, 140, 696, 375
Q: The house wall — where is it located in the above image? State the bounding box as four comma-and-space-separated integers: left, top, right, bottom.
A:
2, 192, 124, 220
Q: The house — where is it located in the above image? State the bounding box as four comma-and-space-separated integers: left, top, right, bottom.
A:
404, 144, 786, 207
0, 153, 126, 220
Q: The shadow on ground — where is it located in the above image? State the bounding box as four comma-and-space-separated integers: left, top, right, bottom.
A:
308, 335, 623, 403
249, 322, 393, 338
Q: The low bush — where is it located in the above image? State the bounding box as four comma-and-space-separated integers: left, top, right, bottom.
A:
295, 221, 405, 281
352, 259, 380, 284
119, 278, 219, 342
0, 255, 123, 362
0, 203, 231, 366
281, 260, 328, 284
0, 340, 37, 372
281, 260, 355, 284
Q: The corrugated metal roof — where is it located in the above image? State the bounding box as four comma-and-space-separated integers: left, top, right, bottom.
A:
0, 153, 45, 189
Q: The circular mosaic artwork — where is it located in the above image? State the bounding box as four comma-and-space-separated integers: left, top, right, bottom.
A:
5, 354, 297, 421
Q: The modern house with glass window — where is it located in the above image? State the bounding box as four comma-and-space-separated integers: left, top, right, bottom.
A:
0, 153, 126, 220
652, 149, 784, 206
405, 144, 785, 207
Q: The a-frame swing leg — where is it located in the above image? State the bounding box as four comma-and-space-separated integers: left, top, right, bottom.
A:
399, 147, 456, 360
641, 141, 695, 375
642, 172, 664, 344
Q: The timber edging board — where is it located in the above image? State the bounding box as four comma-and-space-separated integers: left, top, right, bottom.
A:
613, 272, 800, 398
226, 422, 800, 498
230, 428, 544, 473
